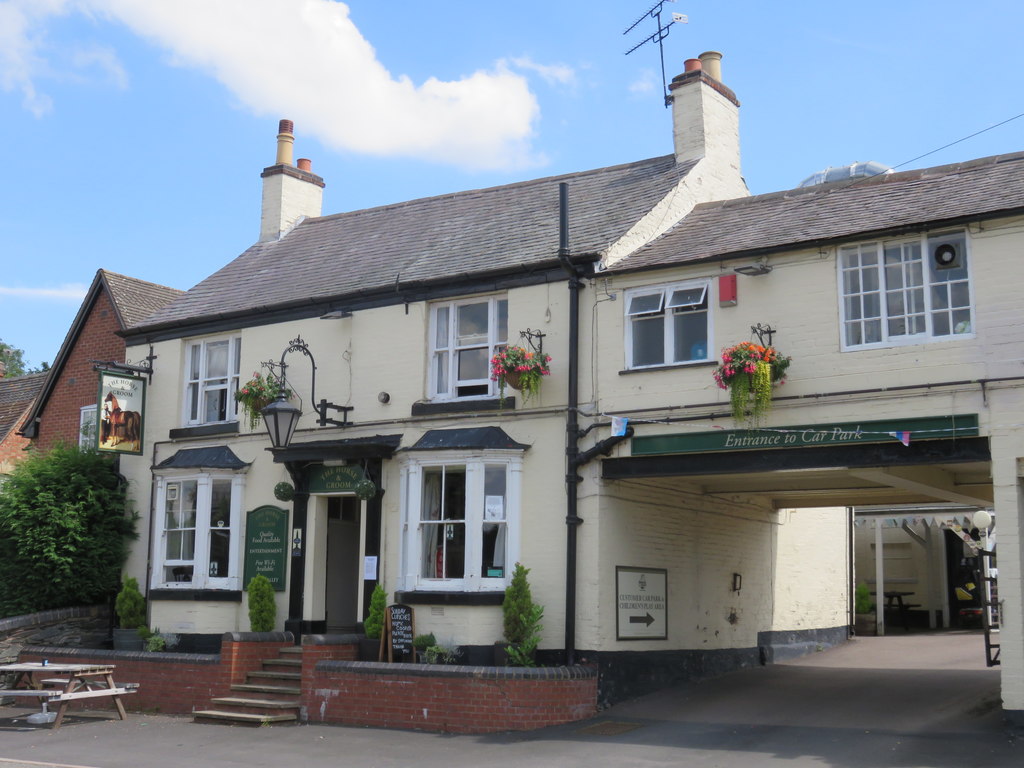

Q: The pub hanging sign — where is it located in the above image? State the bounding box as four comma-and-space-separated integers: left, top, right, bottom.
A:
97, 371, 146, 455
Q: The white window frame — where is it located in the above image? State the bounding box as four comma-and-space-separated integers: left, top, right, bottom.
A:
183, 335, 241, 425
428, 296, 508, 400
79, 404, 97, 449
624, 279, 712, 369
838, 230, 974, 350
399, 450, 522, 592
151, 472, 245, 590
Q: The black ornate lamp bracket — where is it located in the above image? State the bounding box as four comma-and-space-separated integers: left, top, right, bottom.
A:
519, 328, 546, 356
750, 324, 776, 347
262, 335, 352, 428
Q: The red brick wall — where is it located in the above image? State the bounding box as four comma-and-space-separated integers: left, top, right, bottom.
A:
18, 638, 598, 731
0, 404, 34, 472
304, 661, 597, 733
34, 289, 126, 451
19, 649, 225, 714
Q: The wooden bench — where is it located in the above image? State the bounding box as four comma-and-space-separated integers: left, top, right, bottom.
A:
40, 678, 140, 691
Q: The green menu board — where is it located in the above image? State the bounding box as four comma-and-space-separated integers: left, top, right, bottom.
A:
243, 505, 288, 591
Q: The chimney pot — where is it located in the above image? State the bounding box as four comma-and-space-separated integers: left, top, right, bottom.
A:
297, 158, 312, 172
698, 51, 723, 81
684, 58, 702, 73
275, 118, 295, 166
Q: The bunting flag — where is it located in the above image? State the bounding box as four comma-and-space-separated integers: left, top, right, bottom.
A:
888, 431, 911, 446
611, 416, 629, 437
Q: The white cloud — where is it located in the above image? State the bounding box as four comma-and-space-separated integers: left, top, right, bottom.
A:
629, 69, 657, 95
0, 283, 89, 300
2, 0, 542, 171
508, 56, 576, 87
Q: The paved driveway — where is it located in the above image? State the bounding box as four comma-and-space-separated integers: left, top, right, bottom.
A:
0, 631, 1017, 768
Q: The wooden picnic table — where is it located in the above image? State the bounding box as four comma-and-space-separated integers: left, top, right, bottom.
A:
0, 662, 134, 729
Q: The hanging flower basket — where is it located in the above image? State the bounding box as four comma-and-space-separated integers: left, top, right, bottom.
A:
490, 345, 551, 405
712, 342, 790, 426
235, 372, 292, 430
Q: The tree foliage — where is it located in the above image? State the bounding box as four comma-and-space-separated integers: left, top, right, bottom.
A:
0, 340, 47, 377
0, 445, 136, 617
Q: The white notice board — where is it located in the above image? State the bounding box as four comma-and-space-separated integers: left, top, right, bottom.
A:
616, 566, 667, 640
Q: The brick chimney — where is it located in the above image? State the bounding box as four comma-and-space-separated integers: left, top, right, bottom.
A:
669, 51, 741, 177
259, 119, 325, 242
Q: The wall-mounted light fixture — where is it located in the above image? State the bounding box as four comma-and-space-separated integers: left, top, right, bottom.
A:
261, 336, 353, 449
319, 309, 352, 319
734, 262, 773, 276
732, 572, 743, 592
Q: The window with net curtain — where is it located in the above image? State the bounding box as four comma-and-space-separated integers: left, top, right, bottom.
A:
402, 455, 520, 591
153, 473, 243, 589
430, 296, 508, 399
184, 336, 241, 425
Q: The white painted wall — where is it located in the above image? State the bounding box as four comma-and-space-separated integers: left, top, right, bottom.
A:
772, 508, 849, 632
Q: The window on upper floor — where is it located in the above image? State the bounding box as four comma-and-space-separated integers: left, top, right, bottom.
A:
625, 279, 711, 369
152, 472, 244, 590
79, 405, 97, 449
400, 453, 521, 592
184, 336, 241, 425
429, 296, 508, 399
839, 231, 972, 349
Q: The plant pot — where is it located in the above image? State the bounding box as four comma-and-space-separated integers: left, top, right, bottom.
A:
493, 642, 510, 667
854, 613, 877, 636
359, 636, 383, 661
503, 370, 523, 391
112, 627, 144, 651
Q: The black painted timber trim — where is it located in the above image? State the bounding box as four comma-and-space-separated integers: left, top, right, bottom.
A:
168, 422, 239, 440
149, 589, 243, 602
603, 436, 990, 479
394, 591, 504, 606
411, 398, 513, 416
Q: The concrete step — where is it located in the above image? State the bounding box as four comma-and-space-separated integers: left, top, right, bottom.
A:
209, 697, 302, 713
262, 657, 301, 667
193, 709, 298, 726
247, 670, 301, 682
230, 683, 301, 697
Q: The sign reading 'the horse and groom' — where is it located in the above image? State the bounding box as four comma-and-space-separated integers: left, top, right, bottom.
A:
97, 371, 145, 455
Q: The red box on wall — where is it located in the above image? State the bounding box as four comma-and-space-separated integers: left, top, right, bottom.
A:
719, 274, 737, 306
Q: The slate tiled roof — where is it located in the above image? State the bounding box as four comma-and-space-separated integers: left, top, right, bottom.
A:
0, 372, 46, 442
613, 152, 1024, 273
135, 156, 696, 332
102, 271, 184, 329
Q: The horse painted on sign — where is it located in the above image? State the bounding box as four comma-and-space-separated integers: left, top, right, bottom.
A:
102, 392, 141, 451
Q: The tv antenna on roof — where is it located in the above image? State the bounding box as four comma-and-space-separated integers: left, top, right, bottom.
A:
624, 1, 688, 108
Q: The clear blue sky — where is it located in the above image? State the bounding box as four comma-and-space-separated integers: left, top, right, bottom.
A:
2, 1, 1022, 370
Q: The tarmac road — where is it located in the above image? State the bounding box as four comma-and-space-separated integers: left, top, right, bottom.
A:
0, 631, 1017, 768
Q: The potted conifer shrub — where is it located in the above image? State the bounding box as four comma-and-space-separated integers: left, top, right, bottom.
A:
497, 563, 544, 666
247, 574, 276, 632
360, 583, 387, 661
113, 577, 146, 651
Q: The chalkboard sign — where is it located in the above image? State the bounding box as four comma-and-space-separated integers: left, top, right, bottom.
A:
243, 506, 288, 590
385, 604, 414, 662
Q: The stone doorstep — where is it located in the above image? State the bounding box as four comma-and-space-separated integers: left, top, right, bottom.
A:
210, 696, 302, 710
246, 670, 301, 681
230, 683, 302, 697
193, 710, 298, 725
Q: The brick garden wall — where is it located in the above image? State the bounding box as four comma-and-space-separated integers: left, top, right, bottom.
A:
11, 634, 597, 731
304, 659, 597, 733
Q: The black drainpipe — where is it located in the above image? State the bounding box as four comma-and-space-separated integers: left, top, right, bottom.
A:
556, 183, 633, 666
556, 183, 583, 666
